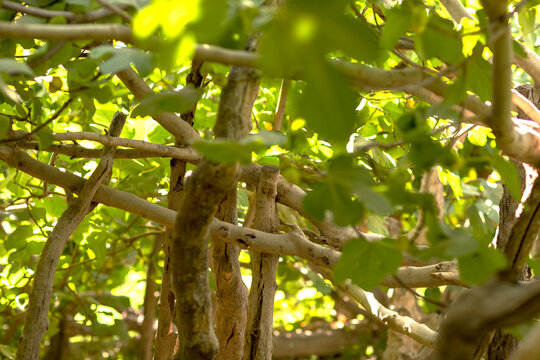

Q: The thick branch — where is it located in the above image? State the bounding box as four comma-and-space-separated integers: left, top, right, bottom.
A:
514, 42, 540, 90
343, 282, 438, 347
439, 0, 474, 22
436, 277, 540, 359
0, 144, 461, 290
116, 68, 201, 143
244, 165, 280, 360
0, 21, 132, 42
503, 176, 540, 278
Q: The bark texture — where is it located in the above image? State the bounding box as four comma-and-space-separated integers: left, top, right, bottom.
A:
212, 190, 249, 360
154, 60, 203, 360
209, 38, 260, 360
15, 113, 125, 360
171, 41, 259, 360
140, 238, 159, 360
243, 165, 280, 360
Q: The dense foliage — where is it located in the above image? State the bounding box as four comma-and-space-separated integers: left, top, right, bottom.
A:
1, 0, 540, 359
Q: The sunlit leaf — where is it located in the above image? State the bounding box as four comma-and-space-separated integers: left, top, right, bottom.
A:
6, 225, 34, 251
131, 87, 202, 118
334, 237, 402, 290
90, 46, 154, 77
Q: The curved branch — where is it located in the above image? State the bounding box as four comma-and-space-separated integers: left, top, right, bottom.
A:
115, 68, 201, 143
0, 21, 133, 42
514, 42, 540, 90
436, 277, 540, 359
1, 1, 131, 22
0, 144, 462, 290
343, 282, 438, 347
512, 88, 540, 126
52, 131, 201, 162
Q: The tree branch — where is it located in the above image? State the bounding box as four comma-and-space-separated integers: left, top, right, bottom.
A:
244, 165, 280, 360
342, 282, 438, 347
0, 21, 133, 42
116, 68, 201, 143
14, 112, 126, 360
436, 277, 540, 359
0, 144, 462, 290
1, 1, 131, 22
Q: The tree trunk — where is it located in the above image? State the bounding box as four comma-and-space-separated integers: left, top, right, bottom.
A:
243, 165, 280, 360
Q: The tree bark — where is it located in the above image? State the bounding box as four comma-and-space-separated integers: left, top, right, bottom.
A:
171, 39, 258, 359
154, 59, 203, 360
140, 238, 159, 360
243, 165, 280, 360
211, 190, 249, 360
209, 38, 259, 360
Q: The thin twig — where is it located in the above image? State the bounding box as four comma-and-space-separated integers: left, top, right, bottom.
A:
0, 98, 73, 144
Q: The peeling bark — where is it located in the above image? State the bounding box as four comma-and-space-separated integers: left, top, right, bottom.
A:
243, 165, 280, 360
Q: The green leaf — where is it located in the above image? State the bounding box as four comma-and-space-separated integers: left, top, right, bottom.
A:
444, 70, 467, 104
333, 237, 402, 290
300, 60, 357, 143
307, 270, 332, 295
0, 59, 33, 76
131, 87, 202, 118
0, 115, 9, 140
416, 15, 463, 64
467, 127, 489, 146
466, 53, 492, 102
491, 156, 522, 201
380, 7, 413, 50
421, 287, 442, 314
87, 231, 108, 268
35, 129, 55, 149
193, 140, 254, 164
6, 225, 34, 251
89, 45, 154, 76
356, 184, 392, 215
439, 169, 463, 199
518, 7, 536, 34
96, 293, 132, 310
320, 15, 380, 63
0, 344, 15, 359
303, 182, 330, 221
513, 40, 527, 57
458, 247, 507, 284
257, 155, 280, 166
42, 195, 68, 218
148, 124, 173, 144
